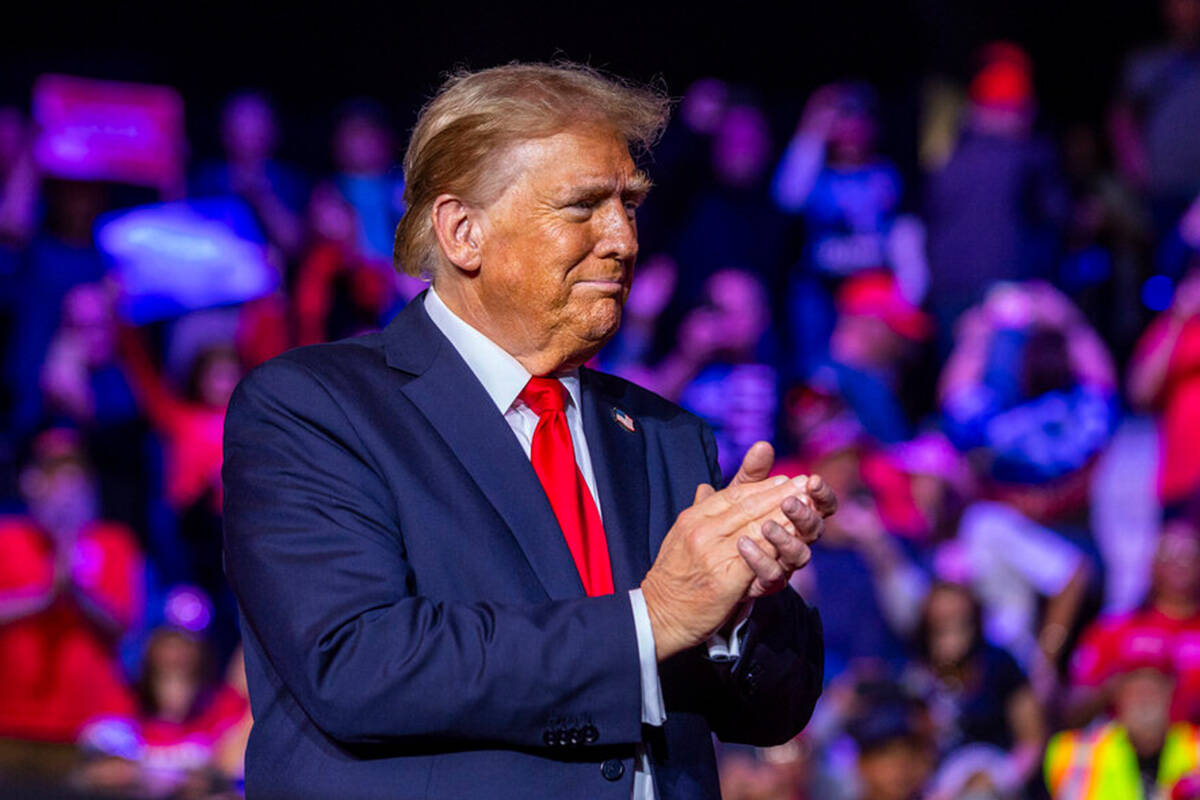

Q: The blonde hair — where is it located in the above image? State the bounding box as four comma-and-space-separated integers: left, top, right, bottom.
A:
393, 62, 670, 278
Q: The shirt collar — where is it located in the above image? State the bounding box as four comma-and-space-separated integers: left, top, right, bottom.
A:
423, 287, 581, 414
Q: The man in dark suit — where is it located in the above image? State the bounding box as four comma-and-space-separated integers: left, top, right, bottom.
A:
222, 62, 833, 799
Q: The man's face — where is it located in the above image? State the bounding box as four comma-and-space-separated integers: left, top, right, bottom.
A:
472, 126, 647, 370
858, 738, 933, 800
1115, 669, 1174, 753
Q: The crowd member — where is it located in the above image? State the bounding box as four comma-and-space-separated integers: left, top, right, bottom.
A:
1158, 187, 1200, 282
1058, 123, 1151, 358
865, 432, 973, 549
77, 627, 249, 799
672, 101, 789, 309
1110, 0, 1200, 233
190, 91, 307, 259
808, 270, 933, 444
778, 415, 922, 676
330, 100, 405, 265
925, 44, 1070, 342
0, 427, 143, 744
627, 77, 729, 261
1045, 648, 1200, 799
3, 179, 110, 441
939, 281, 1117, 519
717, 741, 809, 800
116, 322, 241, 659
596, 252, 678, 376
293, 182, 397, 345
0, 107, 36, 489
1130, 266, 1200, 509
0, 107, 37, 256
845, 685, 937, 800
773, 82, 926, 367
799, 674, 936, 800
1067, 514, 1200, 725
905, 583, 1046, 794
640, 268, 780, 478
935, 497, 1091, 681
40, 282, 152, 539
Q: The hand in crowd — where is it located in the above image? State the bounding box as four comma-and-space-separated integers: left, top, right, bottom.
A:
677, 306, 728, 364
1026, 281, 1084, 331
1173, 268, 1200, 321
983, 282, 1036, 330
796, 84, 843, 141
1180, 192, 1200, 249
623, 253, 677, 324
640, 441, 836, 661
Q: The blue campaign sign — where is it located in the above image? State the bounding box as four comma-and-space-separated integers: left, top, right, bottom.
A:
97, 197, 278, 323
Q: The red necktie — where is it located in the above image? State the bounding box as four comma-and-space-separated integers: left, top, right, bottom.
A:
519, 376, 614, 597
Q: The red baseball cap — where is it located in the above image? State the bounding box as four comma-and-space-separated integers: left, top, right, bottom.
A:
835, 271, 933, 341
970, 42, 1034, 109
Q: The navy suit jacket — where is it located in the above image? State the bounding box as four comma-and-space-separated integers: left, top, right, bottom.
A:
222, 293, 823, 799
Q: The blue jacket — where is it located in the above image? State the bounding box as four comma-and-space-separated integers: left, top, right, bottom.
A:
222, 294, 823, 799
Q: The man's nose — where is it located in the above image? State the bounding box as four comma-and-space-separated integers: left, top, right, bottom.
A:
594, 201, 638, 263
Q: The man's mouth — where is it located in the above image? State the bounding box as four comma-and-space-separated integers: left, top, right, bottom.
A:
574, 278, 626, 292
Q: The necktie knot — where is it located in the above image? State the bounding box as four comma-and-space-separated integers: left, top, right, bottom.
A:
520, 376, 566, 417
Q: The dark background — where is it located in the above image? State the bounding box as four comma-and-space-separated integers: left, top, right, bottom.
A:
3, 1, 1162, 169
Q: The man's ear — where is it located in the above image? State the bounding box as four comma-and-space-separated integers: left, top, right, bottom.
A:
430, 194, 483, 275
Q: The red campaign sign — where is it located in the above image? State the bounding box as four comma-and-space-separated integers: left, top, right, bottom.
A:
32, 74, 184, 190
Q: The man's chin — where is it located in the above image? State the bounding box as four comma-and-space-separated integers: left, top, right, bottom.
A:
584, 298, 623, 337
558, 302, 622, 366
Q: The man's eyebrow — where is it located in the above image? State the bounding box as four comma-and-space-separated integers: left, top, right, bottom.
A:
560, 173, 652, 201
624, 171, 652, 198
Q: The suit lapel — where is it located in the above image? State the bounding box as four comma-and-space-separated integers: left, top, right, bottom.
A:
385, 295, 585, 601
580, 368, 652, 590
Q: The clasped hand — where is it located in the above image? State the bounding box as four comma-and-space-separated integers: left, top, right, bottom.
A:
640, 441, 837, 662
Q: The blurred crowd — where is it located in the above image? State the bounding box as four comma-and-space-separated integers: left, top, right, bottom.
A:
7, 2, 1200, 798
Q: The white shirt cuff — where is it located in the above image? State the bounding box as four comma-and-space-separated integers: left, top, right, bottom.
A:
704, 600, 753, 662
628, 588, 667, 727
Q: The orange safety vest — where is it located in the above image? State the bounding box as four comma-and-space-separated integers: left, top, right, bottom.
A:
1044, 721, 1200, 799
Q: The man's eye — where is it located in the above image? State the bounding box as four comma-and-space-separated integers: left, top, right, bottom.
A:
570, 199, 598, 211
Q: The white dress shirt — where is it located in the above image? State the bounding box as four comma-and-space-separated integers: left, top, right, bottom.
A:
423, 287, 746, 799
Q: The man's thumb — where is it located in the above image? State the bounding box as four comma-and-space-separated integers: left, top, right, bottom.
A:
729, 441, 775, 486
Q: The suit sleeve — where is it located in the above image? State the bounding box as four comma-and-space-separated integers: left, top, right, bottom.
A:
222, 356, 644, 749
663, 424, 825, 747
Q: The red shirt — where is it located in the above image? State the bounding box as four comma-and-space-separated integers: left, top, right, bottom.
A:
1070, 607, 1200, 721
119, 327, 226, 511
1134, 316, 1200, 503
0, 518, 142, 741
80, 685, 249, 794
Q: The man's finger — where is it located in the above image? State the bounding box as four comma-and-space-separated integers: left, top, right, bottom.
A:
719, 476, 808, 533
763, 520, 813, 571
694, 483, 716, 504
805, 475, 838, 518
737, 536, 785, 588
728, 441, 775, 487
782, 495, 824, 544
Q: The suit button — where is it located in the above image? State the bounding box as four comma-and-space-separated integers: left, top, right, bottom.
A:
740, 661, 762, 695
568, 727, 583, 746
601, 759, 624, 781
556, 730, 570, 747
543, 730, 555, 746
582, 724, 598, 744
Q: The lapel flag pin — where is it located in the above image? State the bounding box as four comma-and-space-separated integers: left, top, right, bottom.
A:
612, 407, 636, 433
